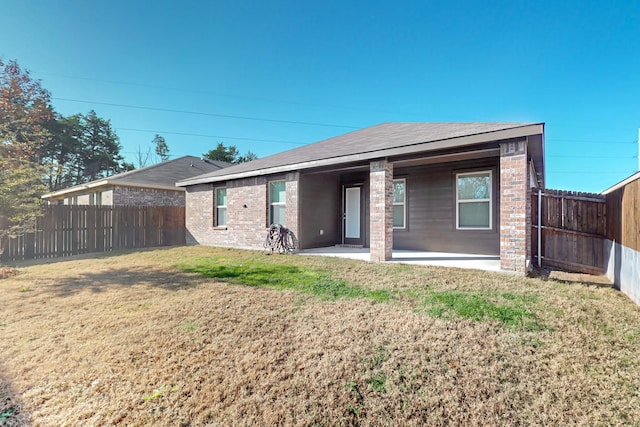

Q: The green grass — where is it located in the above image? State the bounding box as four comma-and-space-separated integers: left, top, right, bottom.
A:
177, 321, 199, 332
422, 290, 540, 328
176, 256, 544, 329
177, 258, 390, 302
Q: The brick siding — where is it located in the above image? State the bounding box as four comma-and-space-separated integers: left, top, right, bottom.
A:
185, 175, 302, 250
499, 140, 531, 274
112, 186, 184, 206
370, 159, 393, 262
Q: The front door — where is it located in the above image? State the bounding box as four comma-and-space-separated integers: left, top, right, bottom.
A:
343, 185, 363, 246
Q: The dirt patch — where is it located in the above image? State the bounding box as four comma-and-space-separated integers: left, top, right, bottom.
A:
0, 267, 18, 280
1, 246, 639, 425
548, 270, 613, 287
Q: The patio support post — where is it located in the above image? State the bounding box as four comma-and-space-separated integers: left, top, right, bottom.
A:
370, 159, 393, 262
499, 140, 531, 274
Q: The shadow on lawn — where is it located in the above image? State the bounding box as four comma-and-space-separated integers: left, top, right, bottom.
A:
48, 266, 203, 297
0, 365, 30, 426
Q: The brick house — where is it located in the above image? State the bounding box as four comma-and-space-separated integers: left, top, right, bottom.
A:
177, 123, 545, 274
42, 156, 229, 207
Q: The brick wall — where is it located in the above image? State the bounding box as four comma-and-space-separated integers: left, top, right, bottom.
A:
370, 159, 393, 262
226, 177, 270, 248
185, 184, 214, 245
185, 177, 286, 249
499, 140, 531, 274
112, 186, 184, 206
285, 172, 300, 240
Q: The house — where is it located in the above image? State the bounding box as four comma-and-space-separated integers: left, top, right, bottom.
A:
177, 123, 545, 274
601, 171, 640, 305
42, 156, 230, 206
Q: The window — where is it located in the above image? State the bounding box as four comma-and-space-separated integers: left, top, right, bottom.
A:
269, 181, 286, 226
393, 179, 406, 229
215, 187, 227, 227
456, 171, 492, 229
95, 192, 102, 206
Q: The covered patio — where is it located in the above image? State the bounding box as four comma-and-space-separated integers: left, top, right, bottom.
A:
300, 246, 501, 272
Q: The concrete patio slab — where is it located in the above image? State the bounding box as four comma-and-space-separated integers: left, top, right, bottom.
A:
300, 246, 501, 272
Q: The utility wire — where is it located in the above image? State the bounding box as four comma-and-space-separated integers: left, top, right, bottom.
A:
35, 70, 412, 116
552, 171, 636, 174
51, 97, 362, 129
547, 154, 635, 159
546, 138, 636, 145
115, 127, 307, 145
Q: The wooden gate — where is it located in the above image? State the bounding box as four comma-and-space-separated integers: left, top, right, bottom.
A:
532, 190, 606, 275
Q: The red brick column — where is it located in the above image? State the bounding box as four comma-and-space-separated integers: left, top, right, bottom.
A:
285, 172, 300, 240
370, 159, 393, 262
499, 140, 531, 274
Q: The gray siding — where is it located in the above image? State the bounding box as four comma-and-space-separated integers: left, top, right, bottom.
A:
394, 158, 500, 255
299, 173, 341, 249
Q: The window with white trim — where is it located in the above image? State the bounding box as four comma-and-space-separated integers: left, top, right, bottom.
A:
393, 179, 406, 229
456, 171, 492, 230
269, 181, 286, 226
215, 187, 227, 227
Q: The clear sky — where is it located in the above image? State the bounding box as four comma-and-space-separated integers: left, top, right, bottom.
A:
1, 0, 639, 193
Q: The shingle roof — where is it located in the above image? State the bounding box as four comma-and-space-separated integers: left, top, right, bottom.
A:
42, 156, 230, 199
177, 122, 543, 186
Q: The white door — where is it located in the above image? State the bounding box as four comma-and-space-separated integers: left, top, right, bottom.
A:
345, 186, 361, 240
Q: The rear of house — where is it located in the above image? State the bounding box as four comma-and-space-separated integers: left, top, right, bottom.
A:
178, 122, 545, 274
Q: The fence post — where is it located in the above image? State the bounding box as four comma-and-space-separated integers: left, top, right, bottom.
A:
538, 188, 542, 267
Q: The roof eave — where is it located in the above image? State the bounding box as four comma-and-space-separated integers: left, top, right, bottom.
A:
42, 181, 184, 199
177, 123, 544, 186
601, 170, 640, 195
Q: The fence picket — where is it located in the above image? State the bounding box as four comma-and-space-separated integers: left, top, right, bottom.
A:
532, 189, 606, 274
0, 205, 185, 262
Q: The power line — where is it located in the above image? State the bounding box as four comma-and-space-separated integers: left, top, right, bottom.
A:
115, 127, 306, 145
51, 97, 362, 129
546, 138, 636, 145
547, 154, 635, 159
34, 70, 412, 116
551, 171, 636, 174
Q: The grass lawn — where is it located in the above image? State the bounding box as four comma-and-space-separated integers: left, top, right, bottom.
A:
1, 246, 639, 426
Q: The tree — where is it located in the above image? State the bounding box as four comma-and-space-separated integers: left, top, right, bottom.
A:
0, 59, 52, 255
236, 150, 258, 163
40, 110, 130, 189
134, 134, 169, 168
153, 134, 169, 162
0, 157, 46, 245
203, 142, 257, 164
0, 59, 53, 162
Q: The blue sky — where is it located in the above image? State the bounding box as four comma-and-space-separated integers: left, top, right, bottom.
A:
1, 0, 639, 193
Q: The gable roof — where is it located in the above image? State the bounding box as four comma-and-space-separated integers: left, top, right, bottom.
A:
177, 122, 544, 186
42, 156, 230, 199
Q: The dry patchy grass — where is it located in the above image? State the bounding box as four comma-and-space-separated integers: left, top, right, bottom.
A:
1, 246, 640, 426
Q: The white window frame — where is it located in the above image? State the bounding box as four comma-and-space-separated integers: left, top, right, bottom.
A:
456, 170, 492, 230
393, 178, 406, 229
269, 180, 286, 226
214, 187, 227, 227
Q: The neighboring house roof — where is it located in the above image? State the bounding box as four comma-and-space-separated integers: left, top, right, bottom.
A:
177, 122, 545, 187
601, 170, 640, 195
42, 156, 230, 199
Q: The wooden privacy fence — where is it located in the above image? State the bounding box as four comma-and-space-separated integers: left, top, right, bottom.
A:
532, 189, 606, 275
0, 205, 185, 262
